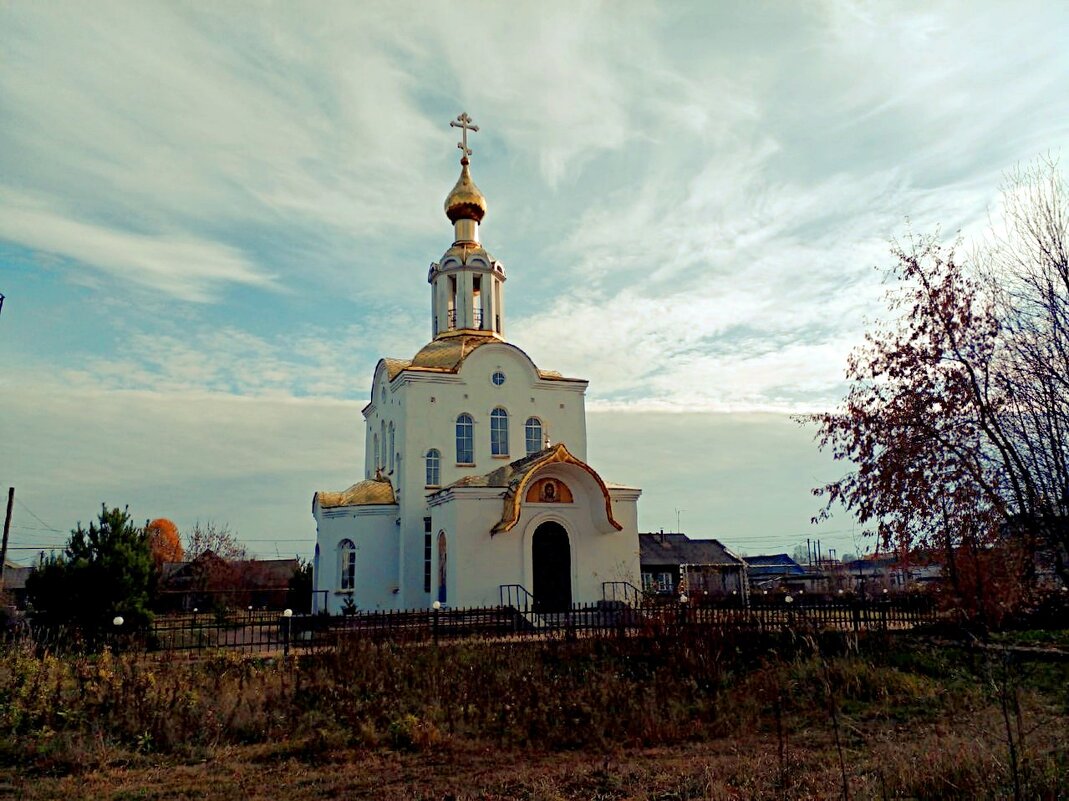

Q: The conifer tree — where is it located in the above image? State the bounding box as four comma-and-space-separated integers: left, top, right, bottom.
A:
26, 504, 154, 644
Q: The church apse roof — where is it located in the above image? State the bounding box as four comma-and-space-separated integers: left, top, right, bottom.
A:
314, 475, 397, 509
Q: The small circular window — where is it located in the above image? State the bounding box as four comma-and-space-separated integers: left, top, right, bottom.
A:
491, 370, 506, 386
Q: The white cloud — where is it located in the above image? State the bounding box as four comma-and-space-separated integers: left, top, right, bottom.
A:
0, 192, 276, 302
66, 316, 429, 399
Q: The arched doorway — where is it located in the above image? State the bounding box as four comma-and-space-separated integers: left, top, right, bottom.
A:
532, 521, 571, 613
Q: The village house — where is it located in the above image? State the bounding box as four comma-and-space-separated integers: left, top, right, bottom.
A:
742, 553, 807, 593
159, 552, 301, 612
638, 531, 748, 600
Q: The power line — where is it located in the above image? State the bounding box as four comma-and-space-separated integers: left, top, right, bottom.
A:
7, 544, 63, 551
15, 498, 61, 532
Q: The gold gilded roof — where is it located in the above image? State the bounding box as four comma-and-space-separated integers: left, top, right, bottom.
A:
411, 335, 493, 370
315, 476, 396, 509
378, 338, 581, 383
383, 358, 412, 381
444, 159, 487, 223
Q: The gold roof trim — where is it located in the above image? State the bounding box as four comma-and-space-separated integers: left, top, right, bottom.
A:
315, 476, 396, 509
439, 444, 622, 535
440, 242, 498, 266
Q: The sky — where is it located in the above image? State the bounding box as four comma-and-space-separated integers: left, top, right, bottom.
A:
3, 1, 1069, 565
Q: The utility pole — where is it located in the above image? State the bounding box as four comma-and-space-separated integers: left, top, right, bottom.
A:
0, 487, 13, 592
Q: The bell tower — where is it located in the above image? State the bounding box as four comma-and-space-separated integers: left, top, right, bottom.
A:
428, 113, 506, 340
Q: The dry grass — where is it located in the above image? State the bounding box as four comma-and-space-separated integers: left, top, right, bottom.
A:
2, 629, 1067, 799
6, 709, 1068, 801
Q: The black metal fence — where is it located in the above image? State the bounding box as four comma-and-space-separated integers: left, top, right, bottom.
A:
6, 597, 938, 656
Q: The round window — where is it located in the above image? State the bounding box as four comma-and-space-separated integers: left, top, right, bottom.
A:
491, 370, 506, 386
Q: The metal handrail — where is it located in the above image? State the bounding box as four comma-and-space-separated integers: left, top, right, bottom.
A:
601, 580, 643, 607
499, 583, 537, 612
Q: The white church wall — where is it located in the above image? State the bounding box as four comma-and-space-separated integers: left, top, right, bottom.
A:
432, 488, 516, 608
388, 344, 588, 607
313, 505, 400, 613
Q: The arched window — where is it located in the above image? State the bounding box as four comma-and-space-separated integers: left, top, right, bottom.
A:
525, 417, 543, 456
425, 448, 441, 487
437, 531, 448, 604
388, 423, 395, 473
372, 433, 379, 474
456, 414, 474, 464
380, 421, 386, 468
490, 408, 509, 456
338, 539, 356, 591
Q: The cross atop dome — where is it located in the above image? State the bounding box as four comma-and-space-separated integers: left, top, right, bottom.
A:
444, 112, 487, 228
450, 112, 479, 162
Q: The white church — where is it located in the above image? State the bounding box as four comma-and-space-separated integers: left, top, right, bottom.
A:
312, 114, 642, 613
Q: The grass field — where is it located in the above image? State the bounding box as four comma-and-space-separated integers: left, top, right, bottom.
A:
3, 628, 1067, 800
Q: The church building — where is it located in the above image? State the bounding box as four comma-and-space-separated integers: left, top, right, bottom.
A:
312, 114, 642, 613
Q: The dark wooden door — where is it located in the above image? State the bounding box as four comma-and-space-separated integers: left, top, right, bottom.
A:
532, 522, 571, 613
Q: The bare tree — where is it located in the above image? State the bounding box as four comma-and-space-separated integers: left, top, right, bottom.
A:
182, 521, 251, 606
184, 520, 248, 562
809, 158, 1069, 602
982, 158, 1069, 581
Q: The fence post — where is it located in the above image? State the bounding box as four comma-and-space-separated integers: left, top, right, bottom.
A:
432, 600, 441, 645
282, 608, 293, 661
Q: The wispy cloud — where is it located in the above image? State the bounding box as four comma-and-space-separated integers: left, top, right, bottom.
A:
65, 316, 429, 400
0, 192, 276, 302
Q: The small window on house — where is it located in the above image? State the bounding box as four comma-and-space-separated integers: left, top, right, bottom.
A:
490, 408, 508, 456
425, 448, 441, 487
524, 417, 542, 455
641, 572, 654, 592
456, 414, 474, 464
657, 572, 674, 593
491, 370, 506, 386
338, 539, 356, 591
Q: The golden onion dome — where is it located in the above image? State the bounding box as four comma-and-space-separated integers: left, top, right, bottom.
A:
444, 157, 487, 223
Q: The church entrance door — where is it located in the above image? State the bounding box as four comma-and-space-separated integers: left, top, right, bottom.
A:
532, 522, 571, 613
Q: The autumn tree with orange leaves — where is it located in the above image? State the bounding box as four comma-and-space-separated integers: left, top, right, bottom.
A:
146, 518, 184, 568
809, 159, 1069, 621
